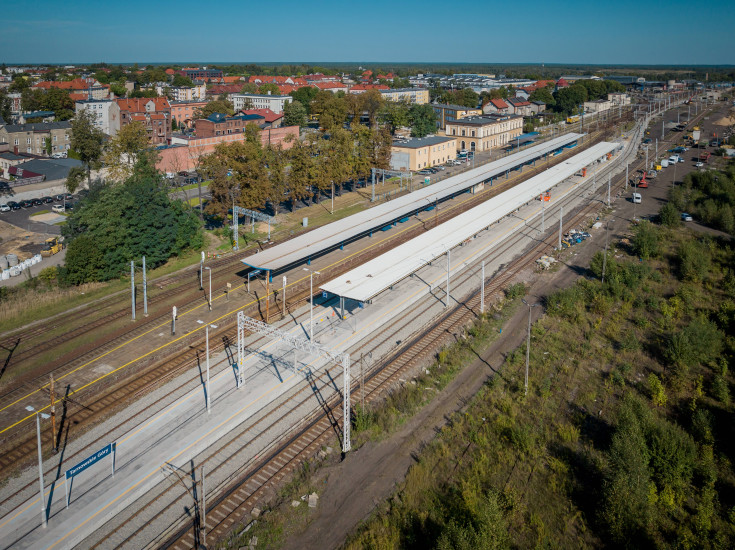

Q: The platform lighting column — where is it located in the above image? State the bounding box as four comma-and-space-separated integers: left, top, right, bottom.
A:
541, 201, 545, 233
131, 260, 135, 320
625, 162, 629, 190
282, 276, 287, 316
36, 412, 46, 528
662, 118, 664, 140
521, 299, 540, 397
142, 255, 148, 316
480, 261, 485, 314
303, 268, 320, 340
205, 267, 212, 311
445, 248, 451, 308
607, 173, 611, 207
331, 182, 334, 214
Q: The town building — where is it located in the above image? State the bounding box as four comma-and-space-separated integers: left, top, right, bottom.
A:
380, 88, 429, 104
75, 99, 119, 136
178, 68, 223, 80
444, 114, 523, 153
170, 100, 208, 129
348, 84, 390, 94
34, 77, 111, 100
157, 83, 206, 101
5, 157, 82, 184
207, 84, 244, 98
114, 97, 172, 145
238, 108, 284, 128
314, 82, 349, 94
390, 135, 457, 171
195, 113, 266, 138
483, 98, 510, 115
0, 121, 72, 156
506, 98, 533, 117
230, 93, 293, 114
432, 103, 482, 130
157, 126, 299, 172
607, 92, 631, 106
583, 98, 612, 113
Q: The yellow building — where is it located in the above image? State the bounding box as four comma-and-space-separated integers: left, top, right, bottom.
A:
445, 114, 523, 152
432, 103, 482, 130
380, 88, 430, 105
390, 136, 457, 171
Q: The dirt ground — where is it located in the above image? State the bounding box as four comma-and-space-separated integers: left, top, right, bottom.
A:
0, 219, 46, 260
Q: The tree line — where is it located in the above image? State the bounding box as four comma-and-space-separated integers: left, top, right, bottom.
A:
200, 122, 391, 218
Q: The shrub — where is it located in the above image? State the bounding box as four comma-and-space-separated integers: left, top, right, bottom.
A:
660, 202, 680, 228
648, 374, 667, 407
632, 221, 660, 259
677, 240, 711, 282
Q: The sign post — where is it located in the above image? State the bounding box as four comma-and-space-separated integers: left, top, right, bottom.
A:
65, 442, 116, 508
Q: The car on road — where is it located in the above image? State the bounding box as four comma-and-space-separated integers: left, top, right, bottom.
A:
681, 213, 693, 222
632, 192, 642, 204
41, 196, 54, 203
7, 201, 20, 210
0, 204, 9, 212
20, 199, 33, 208
695, 162, 704, 167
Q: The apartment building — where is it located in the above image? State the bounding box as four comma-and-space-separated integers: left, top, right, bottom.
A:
380, 88, 430, 104
170, 100, 208, 128
75, 99, 119, 136
115, 97, 172, 145
0, 121, 72, 156
195, 113, 265, 138
230, 93, 292, 114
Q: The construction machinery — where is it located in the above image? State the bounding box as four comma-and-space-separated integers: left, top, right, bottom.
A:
40, 237, 63, 257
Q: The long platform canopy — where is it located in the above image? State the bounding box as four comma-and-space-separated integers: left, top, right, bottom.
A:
320, 141, 620, 303
241, 132, 585, 272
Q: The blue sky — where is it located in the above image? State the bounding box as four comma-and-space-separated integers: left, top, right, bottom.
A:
2, 0, 733, 65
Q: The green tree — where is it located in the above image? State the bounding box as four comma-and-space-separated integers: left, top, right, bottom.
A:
172, 74, 194, 87
103, 121, 154, 181
240, 82, 258, 94
257, 83, 280, 96
408, 104, 437, 137
290, 86, 319, 115
528, 86, 555, 107
61, 158, 203, 284
554, 85, 588, 115
659, 202, 680, 227
194, 99, 234, 118
109, 82, 127, 98
0, 88, 11, 121
70, 110, 105, 185
312, 91, 347, 133
632, 220, 660, 259
677, 240, 711, 282
283, 100, 307, 128
380, 99, 410, 133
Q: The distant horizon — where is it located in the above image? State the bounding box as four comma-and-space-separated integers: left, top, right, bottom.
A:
2, 0, 733, 65
3, 61, 735, 70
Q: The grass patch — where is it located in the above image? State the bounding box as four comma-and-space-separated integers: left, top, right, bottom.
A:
30, 209, 50, 216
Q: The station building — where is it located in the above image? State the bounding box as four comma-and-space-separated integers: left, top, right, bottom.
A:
444, 114, 523, 152
390, 135, 457, 171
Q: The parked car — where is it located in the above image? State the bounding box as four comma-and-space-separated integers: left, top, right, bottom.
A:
434, 165, 445, 171
63, 193, 73, 200
41, 196, 54, 203
54, 194, 65, 201
51, 152, 67, 159
681, 212, 693, 222
7, 201, 20, 210
31, 198, 43, 206
0, 203, 9, 212
417, 169, 432, 175
20, 199, 33, 208
632, 192, 642, 204
695, 162, 704, 167
51, 204, 65, 214
678, 157, 685, 163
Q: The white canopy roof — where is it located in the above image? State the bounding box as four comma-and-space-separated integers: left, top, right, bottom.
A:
241, 133, 584, 271
321, 141, 619, 302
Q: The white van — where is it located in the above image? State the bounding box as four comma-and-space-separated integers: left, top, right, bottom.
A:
632, 192, 642, 204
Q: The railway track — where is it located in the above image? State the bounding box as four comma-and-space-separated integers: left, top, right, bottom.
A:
89, 123, 640, 549
0, 126, 621, 481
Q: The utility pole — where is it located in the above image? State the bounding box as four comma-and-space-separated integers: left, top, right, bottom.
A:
541, 200, 545, 233
205, 267, 212, 311
142, 256, 148, 316
558, 205, 563, 249
602, 218, 612, 284
131, 260, 135, 320
36, 413, 46, 528
50, 374, 56, 453
331, 182, 334, 214
199, 252, 204, 290
360, 353, 365, 411
480, 260, 485, 314
201, 466, 206, 549
625, 162, 629, 190
445, 248, 450, 308
265, 272, 270, 324
607, 173, 611, 207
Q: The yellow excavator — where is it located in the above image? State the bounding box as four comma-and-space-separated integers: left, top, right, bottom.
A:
40, 237, 63, 257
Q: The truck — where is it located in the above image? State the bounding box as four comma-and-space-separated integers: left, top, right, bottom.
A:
699, 151, 711, 162
661, 159, 669, 168
692, 128, 701, 141
40, 237, 63, 257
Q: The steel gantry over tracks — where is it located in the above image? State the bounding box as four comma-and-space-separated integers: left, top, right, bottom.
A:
320, 141, 620, 303
237, 312, 353, 452
240, 133, 585, 274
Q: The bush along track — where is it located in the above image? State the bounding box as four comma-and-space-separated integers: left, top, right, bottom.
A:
344, 211, 735, 549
